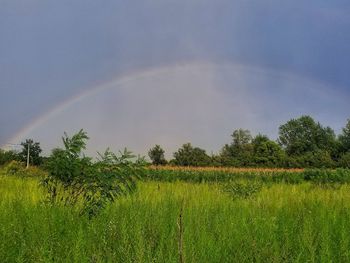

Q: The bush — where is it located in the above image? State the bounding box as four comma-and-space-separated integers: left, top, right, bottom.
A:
42, 130, 146, 218
3, 160, 47, 178
339, 152, 350, 168
0, 149, 19, 165
285, 151, 335, 168
4, 160, 24, 175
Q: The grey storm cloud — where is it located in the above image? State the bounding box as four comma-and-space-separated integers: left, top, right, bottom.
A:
9, 62, 349, 157
0, 0, 349, 155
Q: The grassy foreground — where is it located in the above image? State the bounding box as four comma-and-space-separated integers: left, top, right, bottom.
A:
1, 175, 350, 262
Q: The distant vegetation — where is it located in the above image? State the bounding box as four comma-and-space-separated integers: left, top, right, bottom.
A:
149, 115, 350, 168
2, 115, 350, 169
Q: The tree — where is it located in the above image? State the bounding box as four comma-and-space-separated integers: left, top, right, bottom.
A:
288, 150, 335, 168
252, 134, 286, 167
231, 129, 252, 147
218, 129, 253, 166
339, 119, 350, 153
339, 152, 350, 168
278, 116, 336, 156
218, 144, 241, 166
19, 139, 42, 166
0, 149, 19, 165
148, 145, 167, 165
173, 143, 211, 167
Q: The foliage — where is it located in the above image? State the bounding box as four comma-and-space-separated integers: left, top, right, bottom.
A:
145, 166, 305, 184
148, 145, 167, 165
231, 129, 252, 146
339, 152, 350, 168
42, 129, 146, 217
339, 119, 350, 153
173, 143, 211, 167
285, 150, 335, 168
304, 168, 350, 184
217, 144, 242, 166
145, 166, 350, 185
278, 115, 337, 156
218, 129, 254, 166
19, 139, 43, 166
3, 160, 46, 178
0, 149, 19, 165
252, 134, 286, 167
4, 160, 25, 175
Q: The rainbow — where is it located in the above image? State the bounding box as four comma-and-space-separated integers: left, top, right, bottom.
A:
7, 61, 214, 145
5, 60, 339, 147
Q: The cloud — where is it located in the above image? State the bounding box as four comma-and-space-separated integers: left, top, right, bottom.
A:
10, 62, 349, 158
1, 0, 350, 150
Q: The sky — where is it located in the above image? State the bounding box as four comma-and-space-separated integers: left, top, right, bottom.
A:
1, 0, 349, 157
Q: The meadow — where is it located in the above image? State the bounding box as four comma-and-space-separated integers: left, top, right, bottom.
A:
2, 167, 350, 262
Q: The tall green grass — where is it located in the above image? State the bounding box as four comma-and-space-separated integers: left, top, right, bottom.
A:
1, 174, 350, 262
145, 168, 350, 185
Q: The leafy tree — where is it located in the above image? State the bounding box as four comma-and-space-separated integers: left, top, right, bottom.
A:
284, 150, 335, 168
19, 139, 42, 166
339, 119, 350, 153
43, 129, 146, 218
278, 116, 336, 156
173, 143, 211, 166
252, 134, 286, 167
0, 149, 19, 165
148, 145, 167, 165
339, 152, 350, 168
218, 144, 241, 166
219, 129, 253, 166
232, 129, 252, 147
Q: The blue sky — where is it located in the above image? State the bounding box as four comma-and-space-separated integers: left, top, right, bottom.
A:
1, 0, 349, 156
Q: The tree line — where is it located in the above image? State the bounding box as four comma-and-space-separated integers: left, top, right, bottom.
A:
0, 139, 43, 166
148, 115, 350, 168
1, 115, 350, 168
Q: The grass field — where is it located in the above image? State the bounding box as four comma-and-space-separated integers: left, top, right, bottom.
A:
2, 169, 350, 263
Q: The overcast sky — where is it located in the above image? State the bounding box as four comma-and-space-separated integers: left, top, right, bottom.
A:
1, 0, 349, 157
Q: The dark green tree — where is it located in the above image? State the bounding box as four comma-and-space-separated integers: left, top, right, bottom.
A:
339, 152, 350, 168
278, 116, 336, 156
252, 134, 286, 167
173, 143, 211, 167
339, 119, 350, 153
286, 150, 335, 168
0, 149, 19, 165
19, 139, 43, 166
232, 129, 252, 147
218, 144, 241, 166
148, 145, 167, 165
219, 129, 253, 166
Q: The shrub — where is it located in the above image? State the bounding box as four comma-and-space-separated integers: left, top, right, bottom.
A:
339, 152, 350, 168
173, 143, 212, 167
0, 149, 19, 165
4, 160, 25, 175
42, 130, 146, 218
